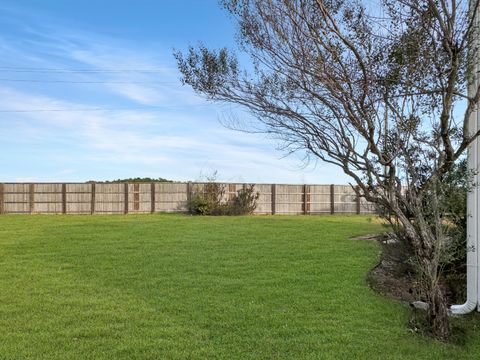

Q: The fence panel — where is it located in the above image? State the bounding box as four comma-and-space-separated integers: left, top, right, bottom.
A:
66, 184, 92, 214
128, 183, 151, 213
360, 197, 377, 214
253, 183, 273, 214
155, 183, 188, 212
3, 184, 30, 214
275, 184, 304, 214
333, 185, 357, 213
94, 184, 125, 214
34, 183, 63, 214
309, 185, 332, 214
0, 182, 378, 215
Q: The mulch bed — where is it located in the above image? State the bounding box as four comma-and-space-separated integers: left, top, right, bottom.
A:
351, 233, 418, 303
352, 233, 459, 306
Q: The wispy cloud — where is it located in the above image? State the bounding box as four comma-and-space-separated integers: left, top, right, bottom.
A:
0, 85, 314, 181
0, 4, 349, 184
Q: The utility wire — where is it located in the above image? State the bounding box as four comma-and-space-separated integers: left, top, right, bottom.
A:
0, 66, 173, 73
0, 69, 170, 74
0, 104, 214, 113
0, 78, 178, 84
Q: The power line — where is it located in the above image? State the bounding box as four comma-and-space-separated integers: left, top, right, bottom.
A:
0, 70, 167, 74
0, 78, 178, 84
0, 66, 174, 73
0, 104, 214, 113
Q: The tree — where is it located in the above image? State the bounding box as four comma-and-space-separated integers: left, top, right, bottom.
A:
175, 0, 480, 339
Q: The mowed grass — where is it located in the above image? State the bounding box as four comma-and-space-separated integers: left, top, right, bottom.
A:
1, 215, 480, 359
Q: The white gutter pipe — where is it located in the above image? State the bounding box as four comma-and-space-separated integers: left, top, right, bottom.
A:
451, 0, 479, 315
451, 122, 478, 314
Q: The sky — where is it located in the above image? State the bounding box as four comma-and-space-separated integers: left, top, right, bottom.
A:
0, 0, 350, 184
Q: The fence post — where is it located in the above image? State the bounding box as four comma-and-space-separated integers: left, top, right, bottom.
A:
271, 184, 276, 215
62, 183, 67, 214
355, 186, 361, 215
151, 183, 156, 213
29, 183, 35, 214
0, 183, 4, 215
124, 183, 129, 214
330, 184, 335, 215
90, 183, 96, 214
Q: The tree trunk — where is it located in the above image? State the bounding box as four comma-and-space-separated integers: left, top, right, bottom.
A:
426, 281, 451, 340
396, 207, 452, 339
415, 249, 451, 339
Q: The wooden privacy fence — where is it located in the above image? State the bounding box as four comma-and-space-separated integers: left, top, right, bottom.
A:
0, 182, 376, 215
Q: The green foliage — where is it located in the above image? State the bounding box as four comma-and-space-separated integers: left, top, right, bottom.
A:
189, 181, 226, 215
442, 158, 468, 232
87, 177, 172, 183
188, 172, 259, 216
377, 159, 469, 304
372, 158, 469, 305
231, 184, 260, 215
174, 45, 238, 93
189, 193, 210, 215
189, 183, 260, 216
441, 158, 469, 303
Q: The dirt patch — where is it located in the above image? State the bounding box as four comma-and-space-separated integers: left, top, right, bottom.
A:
365, 234, 460, 306
368, 258, 417, 303
364, 234, 419, 303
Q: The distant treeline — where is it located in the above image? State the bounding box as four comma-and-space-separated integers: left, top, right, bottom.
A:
87, 177, 172, 183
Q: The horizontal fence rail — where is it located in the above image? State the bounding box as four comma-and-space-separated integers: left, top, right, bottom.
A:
0, 182, 376, 215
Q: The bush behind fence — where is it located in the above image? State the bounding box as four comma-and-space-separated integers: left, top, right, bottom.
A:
0, 182, 376, 215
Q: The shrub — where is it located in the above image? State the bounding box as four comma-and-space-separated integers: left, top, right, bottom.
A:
189, 193, 212, 215
189, 181, 225, 215
230, 185, 260, 215
188, 174, 259, 216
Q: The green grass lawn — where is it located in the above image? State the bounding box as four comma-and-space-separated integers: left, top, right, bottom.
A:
0, 214, 479, 359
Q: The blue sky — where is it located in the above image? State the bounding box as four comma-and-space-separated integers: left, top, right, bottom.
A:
0, 0, 349, 184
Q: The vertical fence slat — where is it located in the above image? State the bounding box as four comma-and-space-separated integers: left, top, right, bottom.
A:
151, 183, 156, 213
306, 185, 310, 215
303, 184, 307, 215
29, 183, 35, 214
187, 182, 192, 209
62, 183, 67, 214
133, 183, 140, 211
124, 183, 129, 215
271, 184, 276, 215
91, 183, 96, 214
356, 186, 361, 215
330, 184, 335, 215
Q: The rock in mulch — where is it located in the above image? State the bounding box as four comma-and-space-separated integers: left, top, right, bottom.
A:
411, 301, 429, 311
350, 234, 383, 241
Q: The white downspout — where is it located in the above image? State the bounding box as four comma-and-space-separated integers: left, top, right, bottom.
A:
477, 105, 480, 312
451, 127, 478, 314
451, 0, 479, 315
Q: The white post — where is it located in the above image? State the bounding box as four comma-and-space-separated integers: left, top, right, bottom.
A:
451, 0, 480, 314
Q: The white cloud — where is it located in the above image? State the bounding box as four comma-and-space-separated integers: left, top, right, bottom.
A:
0, 8, 349, 184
